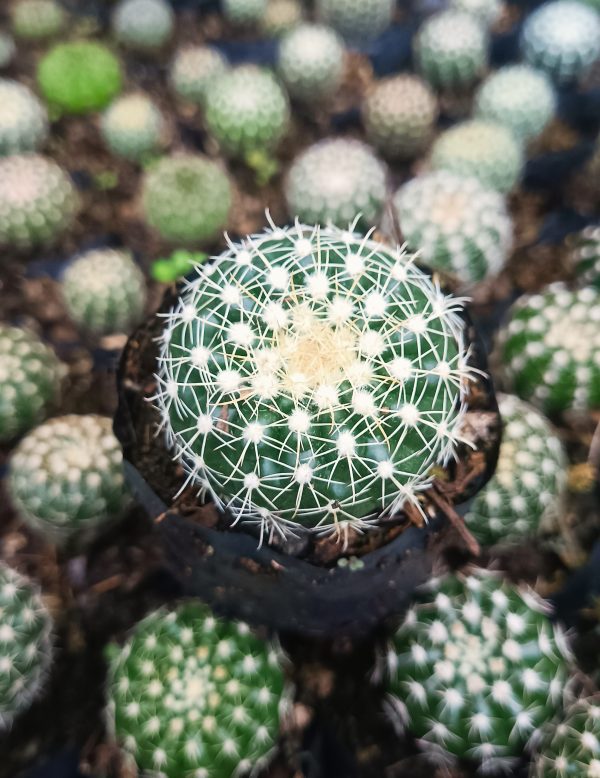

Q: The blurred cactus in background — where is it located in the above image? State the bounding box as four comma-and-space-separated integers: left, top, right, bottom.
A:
100, 93, 166, 162
316, 0, 394, 45
572, 225, 600, 290
0, 79, 48, 156
261, 0, 303, 36
278, 23, 345, 104
112, 0, 175, 52
169, 45, 228, 107
11, 0, 66, 41
223, 0, 268, 26
0, 33, 16, 68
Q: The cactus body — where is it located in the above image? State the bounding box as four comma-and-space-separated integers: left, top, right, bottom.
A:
278, 23, 345, 103
261, 0, 303, 36
11, 0, 65, 40
450, 0, 501, 27
0, 79, 48, 156
0, 33, 16, 69
112, 0, 174, 51
572, 225, 600, 290
223, 0, 267, 24
101, 93, 165, 162
316, 0, 394, 44
169, 46, 228, 107
107, 602, 286, 778
532, 698, 600, 777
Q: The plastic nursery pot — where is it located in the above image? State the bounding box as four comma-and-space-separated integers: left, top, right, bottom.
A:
113, 285, 501, 639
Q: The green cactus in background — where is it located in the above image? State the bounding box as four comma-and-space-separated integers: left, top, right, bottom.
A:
8, 415, 129, 545
571, 225, 600, 290
414, 10, 489, 93
285, 138, 387, 228
450, 0, 502, 27
385, 570, 571, 771
100, 93, 166, 163
107, 601, 287, 778
521, 0, 600, 85
153, 221, 476, 540
531, 698, 600, 777
0, 33, 16, 69
11, 0, 66, 41
431, 119, 524, 194
112, 0, 175, 51
261, 0, 304, 36
151, 249, 208, 283
316, 0, 394, 44
0, 79, 48, 156
223, 0, 267, 25
0, 154, 78, 249
169, 46, 228, 107
362, 74, 438, 160
475, 65, 556, 143
278, 23, 345, 103
464, 394, 566, 546
61, 248, 147, 337
141, 154, 232, 245
392, 170, 513, 283
498, 283, 600, 414
0, 562, 53, 731
37, 41, 123, 116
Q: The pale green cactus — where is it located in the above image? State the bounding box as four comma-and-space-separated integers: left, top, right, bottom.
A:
61, 248, 147, 337
8, 415, 129, 545
532, 698, 600, 777
261, 0, 304, 36
385, 570, 572, 771
0, 563, 53, 731
0, 325, 63, 443
107, 601, 287, 778
392, 170, 513, 283
0, 33, 16, 69
11, 0, 66, 40
223, 0, 267, 25
450, 0, 502, 27
572, 225, 600, 290
169, 46, 228, 107
100, 93, 166, 163
0, 79, 48, 156
316, 0, 394, 44
112, 0, 174, 51
278, 23, 345, 103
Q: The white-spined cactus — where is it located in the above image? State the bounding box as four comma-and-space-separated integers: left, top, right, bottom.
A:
532, 698, 600, 777
316, 0, 394, 44
431, 119, 524, 194
285, 138, 387, 229
152, 221, 476, 540
572, 225, 600, 290
112, 0, 174, 52
169, 46, 228, 107
100, 93, 166, 163
362, 74, 438, 161
0, 79, 48, 156
0, 324, 63, 443
0, 563, 53, 731
475, 65, 556, 144
8, 415, 129, 545
107, 602, 287, 778
392, 171, 513, 283
261, 0, 304, 36
385, 570, 571, 771
11, 0, 66, 40
0, 33, 16, 68
464, 394, 567, 546
450, 0, 502, 27
61, 248, 147, 337
223, 0, 267, 25
521, 0, 600, 85
278, 23, 345, 103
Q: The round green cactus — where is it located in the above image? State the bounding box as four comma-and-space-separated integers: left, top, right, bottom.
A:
107, 602, 286, 778
261, 0, 303, 36
0, 79, 48, 156
285, 138, 387, 228
392, 170, 512, 283
475, 65, 556, 143
0, 33, 16, 69
278, 23, 345, 103
385, 570, 571, 770
571, 225, 600, 290
37, 41, 123, 116
61, 248, 147, 337
153, 221, 476, 539
204, 65, 289, 159
0, 325, 63, 443
450, 0, 501, 27
431, 119, 524, 194
414, 10, 488, 93
0, 154, 78, 249
169, 46, 228, 107
223, 0, 267, 25
464, 394, 566, 546
316, 0, 394, 44
362, 74, 438, 160
141, 154, 232, 245
521, 0, 600, 85
532, 698, 600, 777
8, 415, 129, 545
498, 283, 600, 414
112, 0, 174, 51
11, 0, 66, 40
100, 93, 165, 163
0, 562, 53, 731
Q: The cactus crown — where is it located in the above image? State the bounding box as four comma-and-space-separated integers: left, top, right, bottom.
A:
316, 0, 394, 44
11, 0, 66, 40
112, 0, 174, 50
101, 93, 165, 162
153, 220, 475, 540
532, 698, 600, 777
169, 46, 228, 107
278, 23, 345, 102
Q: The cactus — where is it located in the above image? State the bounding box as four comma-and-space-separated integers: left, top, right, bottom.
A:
475, 65, 556, 143
392, 170, 512, 283
37, 41, 123, 116
498, 283, 600, 414
223, 0, 267, 25
169, 46, 228, 107
152, 220, 476, 540
8, 415, 129, 545
450, 0, 501, 27
521, 0, 600, 85
100, 93, 166, 163
414, 10, 488, 93
464, 394, 566, 546
141, 154, 232, 245
261, 0, 303, 36
278, 23, 345, 103
362, 74, 438, 160
531, 698, 600, 777
431, 119, 524, 194
0, 79, 48, 156
0, 562, 53, 731
571, 225, 600, 290
0, 33, 16, 69
0, 324, 63, 443
385, 570, 571, 770
0, 154, 78, 249
316, 0, 394, 44
11, 0, 66, 41
61, 248, 147, 337
107, 601, 286, 778
285, 138, 387, 228
112, 0, 174, 51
